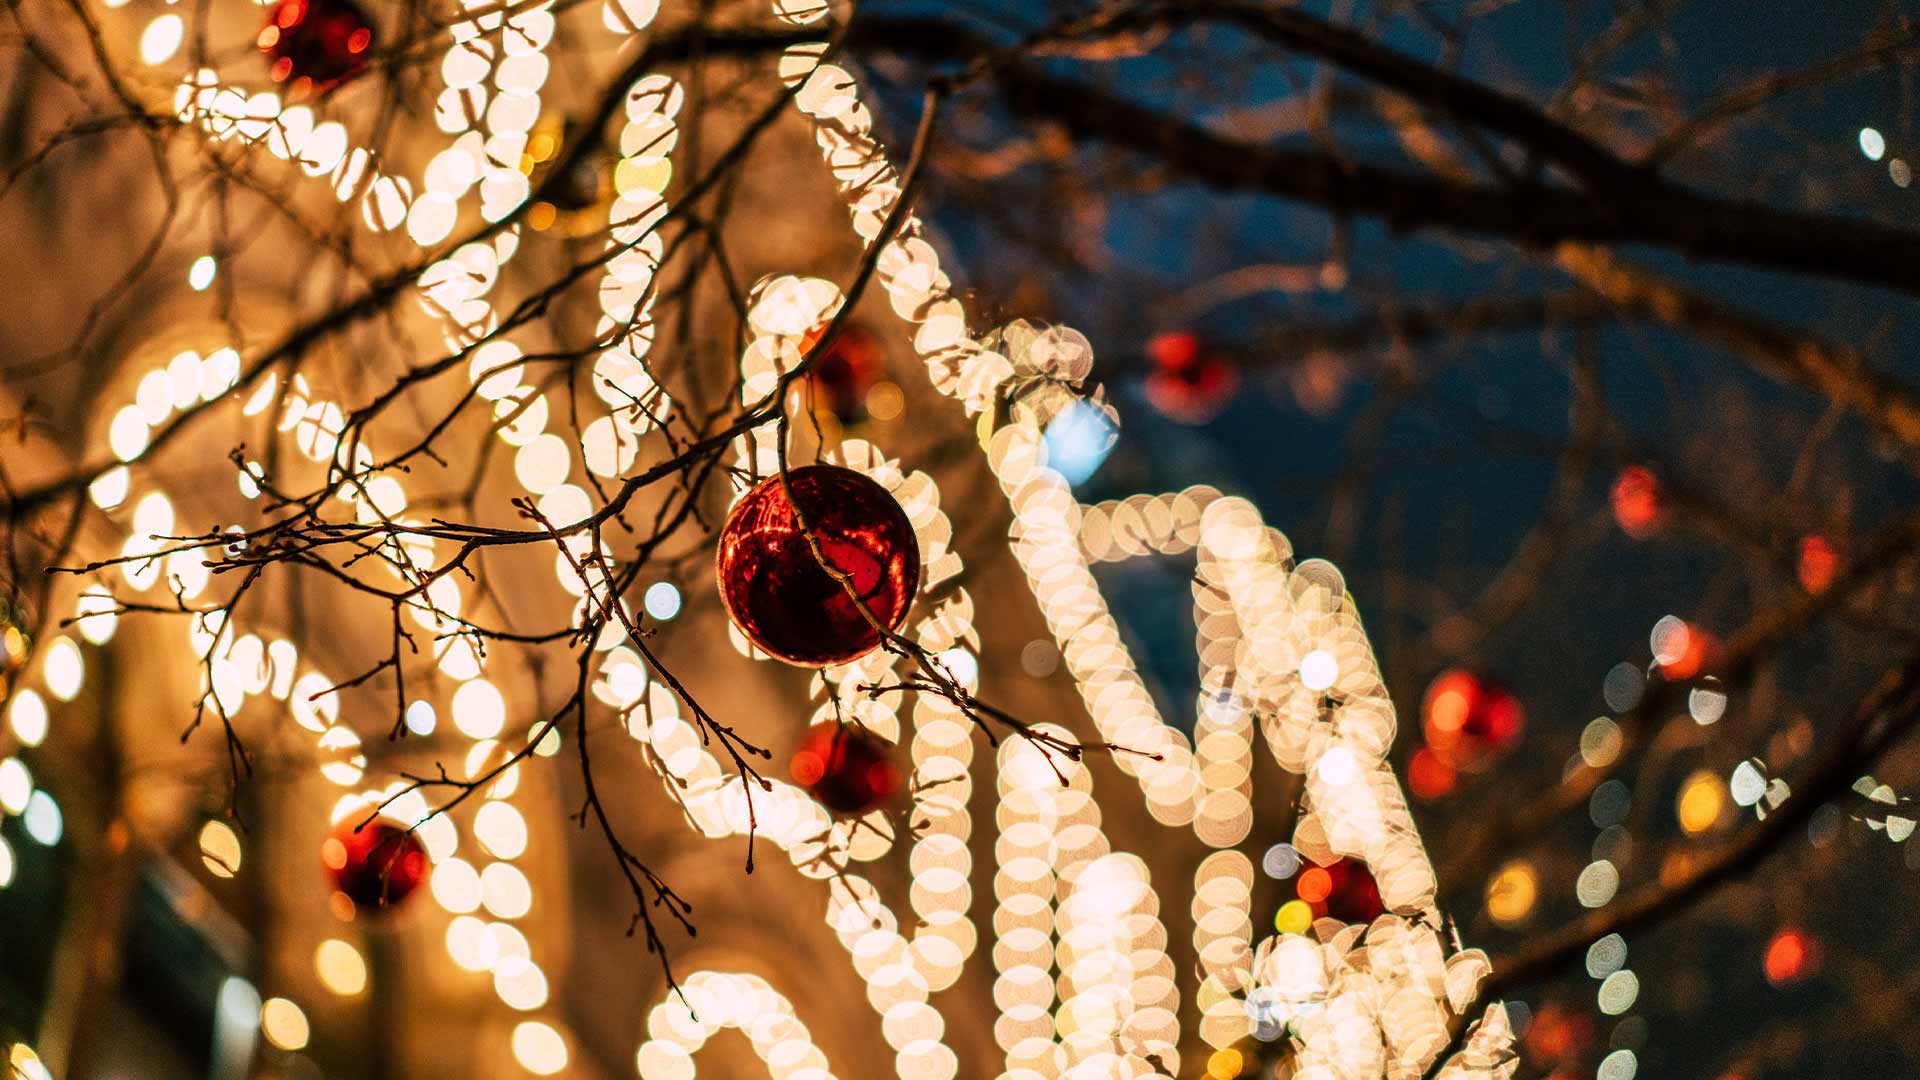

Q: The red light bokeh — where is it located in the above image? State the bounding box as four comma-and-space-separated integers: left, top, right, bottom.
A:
1143, 331, 1240, 424
1764, 927, 1819, 985
1292, 857, 1384, 924
1611, 466, 1663, 538
1798, 535, 1839, 594
1421, 669, 1525, 770
1407, 746, 1458, 799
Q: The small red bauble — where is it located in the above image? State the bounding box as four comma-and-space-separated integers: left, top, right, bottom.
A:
1294, 857, 1384, 924
259, 0, 375, 96
1421, 669, 1524, 770
790, 724, 902, 814
716, 465, 919, 667
802, 325, 885, 424
322, 817, 427, 914
1143, 330, 1239, 425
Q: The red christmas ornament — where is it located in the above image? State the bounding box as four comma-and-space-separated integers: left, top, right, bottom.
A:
1143, 331, 1239, 424
716, 465, 919, 667
322, 817, 427, 914
259, 0, 375, 96
789, 724, 902, 814
1422, 669, 1524, 770
802, 324, 886, 424
1294, 857, 1384, 924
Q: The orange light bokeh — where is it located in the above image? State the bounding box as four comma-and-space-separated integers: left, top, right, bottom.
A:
1408, 746, 1457, 799
1657, 622, 1718, 680
1296, 867, 1333, 903
1798, 535, 1840, 594
1764, 927, 1818, 985
1611, 466, 1662, 538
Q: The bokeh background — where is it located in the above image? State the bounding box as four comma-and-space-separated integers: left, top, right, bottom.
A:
3, 1, 1919, 1078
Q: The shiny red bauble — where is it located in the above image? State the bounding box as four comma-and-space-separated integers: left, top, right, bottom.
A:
322, 817, 427, 914
259, 0, 375, 96
802, 324, 885, 424
1421, 668, 1524, 770
790, 723, 902, 814
716, 465, 919, 667
1294, 857, 1384, 924
1143, 331, 1239, 425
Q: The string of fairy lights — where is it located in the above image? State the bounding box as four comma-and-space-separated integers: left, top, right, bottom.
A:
772, 4, 1515, 1075
0, 0, 1532, 1077
3, 0, 599, 1073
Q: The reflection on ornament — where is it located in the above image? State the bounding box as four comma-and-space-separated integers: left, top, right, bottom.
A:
789, 723, 901, 814
323, 817, 427, 914
801, 325, 886, 424
1293, 857, 1385, 924
259, 0, 375, 96
1143, 331, 1239, 424
1422, 669, 1525, 770
716, 465, 918, 667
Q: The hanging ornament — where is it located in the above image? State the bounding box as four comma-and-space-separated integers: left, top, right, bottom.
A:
716, 465, 919, 667
1293, 857, 1384, 924
322, 817, 427, 914
1142, 330, 1239, 425
789, 723, 902, 814
259, 0, 375, 97
1421, 668, 1524, 770
801, 324, 885, 424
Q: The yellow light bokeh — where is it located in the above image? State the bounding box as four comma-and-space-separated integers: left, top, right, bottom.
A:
1273, 899, 1313, 935
314, 939, 367, 996
260, 997, 309, 1051
1486, 860, 1537, 926
198, 820, 242, 879
1677, 769, 1726, 835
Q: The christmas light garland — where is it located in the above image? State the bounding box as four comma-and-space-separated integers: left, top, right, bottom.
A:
0, 0, 1523, 1076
